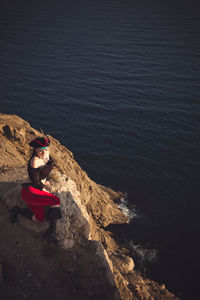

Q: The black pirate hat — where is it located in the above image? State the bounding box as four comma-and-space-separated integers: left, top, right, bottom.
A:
29, 137, 50, 149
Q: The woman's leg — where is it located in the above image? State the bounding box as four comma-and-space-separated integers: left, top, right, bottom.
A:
28, 205, 46, 223
21, 186, 61, 223
21, 185, 60, 207
21, 185, 62, 243
9, 206, 34, 223
45, 206, 62, 243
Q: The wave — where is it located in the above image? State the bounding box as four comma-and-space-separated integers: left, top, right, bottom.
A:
129, 241, 158, 268
118, 195, 139, 221
118, 196, 158, 267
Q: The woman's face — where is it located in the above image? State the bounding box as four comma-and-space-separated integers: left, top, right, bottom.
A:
35, 147, 49, 159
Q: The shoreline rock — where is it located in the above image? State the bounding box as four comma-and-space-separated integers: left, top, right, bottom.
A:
0, 113, 179, 299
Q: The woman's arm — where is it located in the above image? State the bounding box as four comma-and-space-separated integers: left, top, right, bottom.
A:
29, 157, 45, 190
29, 155, 54, 188
40, 155, 54, 179
29, 167, 44, 190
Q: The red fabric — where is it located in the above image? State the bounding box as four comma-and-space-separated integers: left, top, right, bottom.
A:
21, 186, 60, 222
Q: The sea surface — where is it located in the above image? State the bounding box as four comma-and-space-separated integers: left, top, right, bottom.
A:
0, 1, 200, 299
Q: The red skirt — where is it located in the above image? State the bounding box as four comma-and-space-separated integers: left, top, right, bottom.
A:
21, 185, 60, 222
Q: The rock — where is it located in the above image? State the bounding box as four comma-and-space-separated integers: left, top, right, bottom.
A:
2, 184, 25, 209
160, 283, 166, 289
113, 270, 133, 300
109, 253, 134, 275
49, 173, 90, 248
0, 113, 180, 300
99, 184, 125, 203
0, 113, 129, 229
1, 174, 90, 244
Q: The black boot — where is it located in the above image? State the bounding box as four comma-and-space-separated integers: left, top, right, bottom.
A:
9, 206, 33, 223
44, 207, 62, 244
44, 220, 58, 244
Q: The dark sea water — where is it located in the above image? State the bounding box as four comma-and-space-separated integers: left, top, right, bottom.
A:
1, 0, 200, 298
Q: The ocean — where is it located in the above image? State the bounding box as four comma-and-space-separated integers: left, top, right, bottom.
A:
0, 0, 200, 298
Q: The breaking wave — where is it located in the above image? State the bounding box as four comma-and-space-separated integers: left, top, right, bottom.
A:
129, 241, 158, 269
118, 196, 139, 221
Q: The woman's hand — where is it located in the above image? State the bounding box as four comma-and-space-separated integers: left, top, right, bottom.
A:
43, 180, 51, 192
44, 180, 50, 187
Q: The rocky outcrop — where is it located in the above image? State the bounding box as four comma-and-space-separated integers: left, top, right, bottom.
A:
0, 113, 179, 300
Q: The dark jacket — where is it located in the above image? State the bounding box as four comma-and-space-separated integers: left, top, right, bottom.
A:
27, 154, 54, 190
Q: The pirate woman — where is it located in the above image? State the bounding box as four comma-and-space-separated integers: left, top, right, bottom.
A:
10, 137, 62, 243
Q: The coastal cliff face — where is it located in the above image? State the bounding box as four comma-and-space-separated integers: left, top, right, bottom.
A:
0, 113, 179, 300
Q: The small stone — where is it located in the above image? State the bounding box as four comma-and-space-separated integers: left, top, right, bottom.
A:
160, 283, 165, 289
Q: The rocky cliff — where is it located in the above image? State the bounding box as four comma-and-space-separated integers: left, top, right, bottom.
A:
0, 113, 179, 300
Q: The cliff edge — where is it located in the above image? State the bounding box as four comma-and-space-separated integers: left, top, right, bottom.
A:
0, 113, 179, 300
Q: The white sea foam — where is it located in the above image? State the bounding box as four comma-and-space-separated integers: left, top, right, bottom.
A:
118, 196, 138, 221
129, 241, 158, 265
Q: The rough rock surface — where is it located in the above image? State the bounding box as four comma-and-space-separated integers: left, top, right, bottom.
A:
0, 113, 179, 300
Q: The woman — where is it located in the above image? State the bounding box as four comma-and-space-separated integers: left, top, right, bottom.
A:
10, 137, 62, 243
